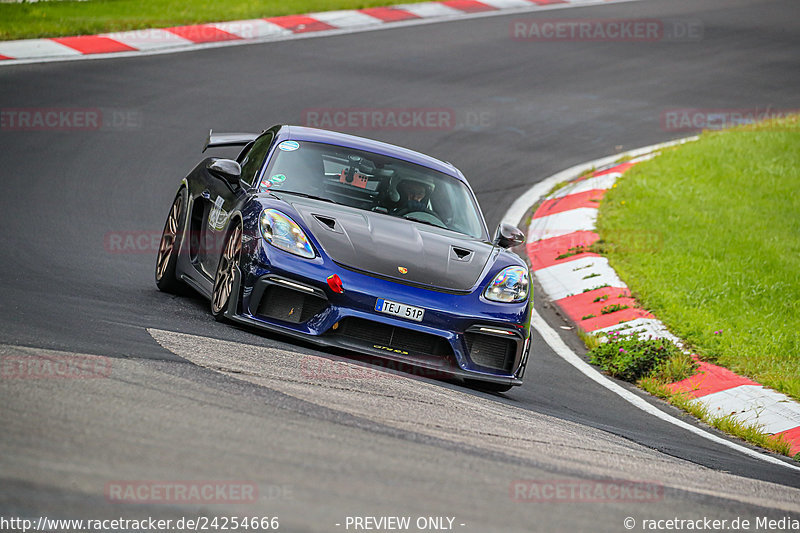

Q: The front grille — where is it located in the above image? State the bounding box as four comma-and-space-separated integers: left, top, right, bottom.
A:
334, 318, 451, 357
256, 285, 328, 324
465, 332, 517, 373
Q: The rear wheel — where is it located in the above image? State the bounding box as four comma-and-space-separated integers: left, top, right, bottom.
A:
155, 189, 187, 293
211, 222, 242, 321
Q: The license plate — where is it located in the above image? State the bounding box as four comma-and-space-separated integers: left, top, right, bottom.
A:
375, 298, 425, 322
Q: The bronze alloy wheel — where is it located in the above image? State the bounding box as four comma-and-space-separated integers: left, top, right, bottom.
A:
211, 223, 242, 317
155, 190, 187, 294
156, 195, 181, 282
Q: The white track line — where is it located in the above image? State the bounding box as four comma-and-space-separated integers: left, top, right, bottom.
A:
506, 137, 800, 471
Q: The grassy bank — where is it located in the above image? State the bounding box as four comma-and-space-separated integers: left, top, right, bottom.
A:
597, 115, 800, 402
0, 0, 424, 41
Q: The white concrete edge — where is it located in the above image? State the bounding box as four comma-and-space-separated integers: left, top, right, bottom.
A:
505, 136, 800, 471
0, 0, 644, 67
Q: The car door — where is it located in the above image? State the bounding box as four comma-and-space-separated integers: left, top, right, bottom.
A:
200, 130, 276, 278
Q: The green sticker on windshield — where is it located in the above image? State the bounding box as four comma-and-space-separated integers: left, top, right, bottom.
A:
270, 174, 287, 184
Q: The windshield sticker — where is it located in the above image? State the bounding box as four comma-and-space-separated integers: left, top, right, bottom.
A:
257, 176, 272, 192
208, 196, 229, 231
269, 174, 287, 184
278, 140, 299, 152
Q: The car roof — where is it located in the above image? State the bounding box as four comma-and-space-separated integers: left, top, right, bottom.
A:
278, 125, 463, 180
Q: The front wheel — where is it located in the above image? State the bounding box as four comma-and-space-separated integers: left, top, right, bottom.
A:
155, 189, 187, 294
211, 222, 242, 321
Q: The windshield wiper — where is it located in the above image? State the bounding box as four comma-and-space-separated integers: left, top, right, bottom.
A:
403, 215, 447, 229
269, 190, 338, 204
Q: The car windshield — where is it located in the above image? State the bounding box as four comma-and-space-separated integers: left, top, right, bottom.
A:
258, 140, 487, 239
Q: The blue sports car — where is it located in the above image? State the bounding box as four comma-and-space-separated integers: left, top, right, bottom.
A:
155, 125, 531, 392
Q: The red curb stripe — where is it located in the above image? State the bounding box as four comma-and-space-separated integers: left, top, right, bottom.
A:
527, 231, 600, 270
51, 36, 137, 55
359, 6, 421, 21
774, 426, 800, 456
440, 0, 497, 13
533, 189, 605, 218
574, 307, 655, 331
554, 288, 635, 324
666, 361, 760, 398
0, 55, 12, 60
165, 25, 242, 43
265, 15, 337, 33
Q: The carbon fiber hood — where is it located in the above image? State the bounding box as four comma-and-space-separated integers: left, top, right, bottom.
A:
288, 198, 493, 291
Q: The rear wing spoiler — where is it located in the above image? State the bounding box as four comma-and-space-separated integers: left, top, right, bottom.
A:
202, 129, 260, 152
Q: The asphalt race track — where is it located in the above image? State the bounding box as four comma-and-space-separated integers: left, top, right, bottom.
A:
1, 0, 799, 530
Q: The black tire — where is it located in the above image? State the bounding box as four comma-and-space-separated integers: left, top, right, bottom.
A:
211, 221, 243, 322
155, 189, 188, 294
464, 379, 514, 394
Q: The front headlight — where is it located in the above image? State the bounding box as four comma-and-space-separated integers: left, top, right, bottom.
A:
259, 209, 315, 259
484, 266, 529, 303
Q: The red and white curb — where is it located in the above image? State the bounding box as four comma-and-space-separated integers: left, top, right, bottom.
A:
523, 142, 800, 457
0, 0, 634, 66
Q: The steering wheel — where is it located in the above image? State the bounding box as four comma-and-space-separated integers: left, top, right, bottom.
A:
398, 209, 447, 228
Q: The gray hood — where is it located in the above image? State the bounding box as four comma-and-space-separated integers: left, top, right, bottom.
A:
288, 198, 493, 292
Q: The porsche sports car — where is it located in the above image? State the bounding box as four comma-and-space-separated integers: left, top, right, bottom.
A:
155, 125, 531, 392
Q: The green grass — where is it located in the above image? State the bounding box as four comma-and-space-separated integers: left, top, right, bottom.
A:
597, 115, 800, 401
0, 0, 427, 41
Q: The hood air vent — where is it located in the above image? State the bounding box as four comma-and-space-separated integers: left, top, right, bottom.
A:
450, 247, 473, 262
313, 214, 340, 232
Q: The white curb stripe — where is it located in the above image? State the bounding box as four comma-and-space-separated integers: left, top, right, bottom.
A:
479, 0, 534, 8
692, 385, 800, 435
393, 2, 465, 17
549, 172, 621, 198
211, 20, 292, 39
528, 207, 598, 241
536, 255, 627, 301
593, 317, 682, 344
310, 10, 389, 28
0, 38, 82, 59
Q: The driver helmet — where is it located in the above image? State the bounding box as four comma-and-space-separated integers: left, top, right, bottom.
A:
396, 178, 434, 211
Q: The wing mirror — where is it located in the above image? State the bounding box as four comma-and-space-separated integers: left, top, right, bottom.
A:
208, 158, 242, 185
494, 223, 525, 249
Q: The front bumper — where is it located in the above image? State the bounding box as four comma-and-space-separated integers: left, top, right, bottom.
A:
225, 240, 531, 386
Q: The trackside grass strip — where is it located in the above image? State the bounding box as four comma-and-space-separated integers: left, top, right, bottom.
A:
0, 0, 430, 41
596, 115, 800, 402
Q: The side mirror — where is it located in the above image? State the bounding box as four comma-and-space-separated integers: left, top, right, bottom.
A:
208, 159, 242, 185
494, 223, 525, 249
